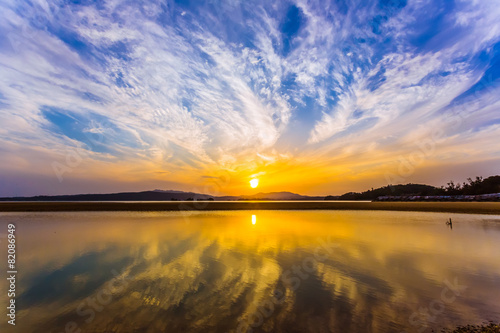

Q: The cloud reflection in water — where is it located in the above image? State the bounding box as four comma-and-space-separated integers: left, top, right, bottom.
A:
1, 210, 500, 333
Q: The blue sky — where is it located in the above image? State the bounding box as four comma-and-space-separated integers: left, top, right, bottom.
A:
0, 0, 499, 196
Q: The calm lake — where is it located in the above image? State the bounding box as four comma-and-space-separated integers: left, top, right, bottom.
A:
1, 210, 500, 332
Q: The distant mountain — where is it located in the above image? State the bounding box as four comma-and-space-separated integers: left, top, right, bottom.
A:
0, 190, 322, 201
0, 191, 215, 202
236, 191, 324, 200
152, 189, 189, 194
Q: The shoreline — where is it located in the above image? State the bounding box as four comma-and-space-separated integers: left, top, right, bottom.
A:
1, 201, 500, 214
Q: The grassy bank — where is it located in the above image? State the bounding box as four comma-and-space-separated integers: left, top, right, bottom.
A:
1, 201, 500, 214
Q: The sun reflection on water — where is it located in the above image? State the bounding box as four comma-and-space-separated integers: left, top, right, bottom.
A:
2, 210, 500, 333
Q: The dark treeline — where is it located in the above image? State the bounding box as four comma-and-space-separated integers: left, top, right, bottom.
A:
325, 175, 500, 201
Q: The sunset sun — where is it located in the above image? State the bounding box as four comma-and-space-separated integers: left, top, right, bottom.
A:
250, 179, 259, 188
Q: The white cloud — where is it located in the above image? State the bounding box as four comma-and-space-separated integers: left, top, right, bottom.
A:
0, 0, 499, 194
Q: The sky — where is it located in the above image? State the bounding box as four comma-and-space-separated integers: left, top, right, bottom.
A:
0, 0, 499, 197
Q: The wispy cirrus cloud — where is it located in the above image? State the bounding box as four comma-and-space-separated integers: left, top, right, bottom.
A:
0, 0, 499, 196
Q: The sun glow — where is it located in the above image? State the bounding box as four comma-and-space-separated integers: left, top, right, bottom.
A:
250, 179, 259, 188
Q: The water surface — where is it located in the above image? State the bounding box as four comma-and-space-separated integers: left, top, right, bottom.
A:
1, 210, 500, 332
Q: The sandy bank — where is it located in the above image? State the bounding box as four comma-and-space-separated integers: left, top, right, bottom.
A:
1, 201, 500, 214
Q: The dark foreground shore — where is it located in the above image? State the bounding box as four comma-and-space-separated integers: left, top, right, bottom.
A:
439, 322, 500, 332
1, 201, 500, 214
